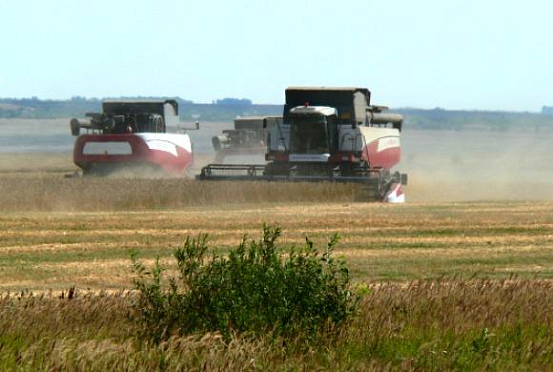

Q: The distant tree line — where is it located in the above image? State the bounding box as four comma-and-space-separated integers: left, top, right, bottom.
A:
1, 97, 553, 130
0, 97, 278, 122
396, 108, 553, 131
213, 98, 252, 106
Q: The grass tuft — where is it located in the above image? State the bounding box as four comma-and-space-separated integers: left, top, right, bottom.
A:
131, 225, 358, 342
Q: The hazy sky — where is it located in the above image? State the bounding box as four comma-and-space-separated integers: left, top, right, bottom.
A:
1, 0, 552, 111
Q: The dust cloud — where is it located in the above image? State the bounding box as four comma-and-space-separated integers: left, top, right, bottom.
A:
401, 129, 553, 202
1, 117, 553, 206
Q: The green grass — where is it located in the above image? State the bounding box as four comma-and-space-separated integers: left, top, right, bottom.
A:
0, 279, 550, 370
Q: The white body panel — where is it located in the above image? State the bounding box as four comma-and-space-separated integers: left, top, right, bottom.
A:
289, 153, 330, 162
136, 133, 192, 154
83, 142, 132, 155
385, 183, 405, 203
338, 126, 400, 152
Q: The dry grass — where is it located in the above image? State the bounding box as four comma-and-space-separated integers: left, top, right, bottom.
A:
0, 279, 550, 370
0, 175, 357, 212
0, 153, 73, 175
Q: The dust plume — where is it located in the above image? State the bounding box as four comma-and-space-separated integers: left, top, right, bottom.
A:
401, 128, 553, 202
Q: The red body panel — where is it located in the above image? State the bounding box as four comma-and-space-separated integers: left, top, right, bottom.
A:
362, 137, 401, 169
265, 151, 289, 162
73, 134, 193, 175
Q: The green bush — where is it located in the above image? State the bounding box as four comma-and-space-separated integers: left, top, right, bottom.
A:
131, 225, 357, 342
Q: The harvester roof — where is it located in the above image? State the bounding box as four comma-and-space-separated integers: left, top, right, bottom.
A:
233, 116, 265, 130
102, 99, 179, 117
289, 106, 337, 117
284, 87, 371, 125
286, 86, 370, 94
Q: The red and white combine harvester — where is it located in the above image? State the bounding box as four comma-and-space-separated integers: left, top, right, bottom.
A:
199, 87, 407, 202
70, 100, 198, 176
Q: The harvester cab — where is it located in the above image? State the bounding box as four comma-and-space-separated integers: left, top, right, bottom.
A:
287, 105, 338, 162
199, 87, 407, 202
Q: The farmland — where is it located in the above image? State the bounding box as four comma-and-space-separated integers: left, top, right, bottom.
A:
0, 189, 552, 291
0, 174, 551, 370
0, 121, 551, 370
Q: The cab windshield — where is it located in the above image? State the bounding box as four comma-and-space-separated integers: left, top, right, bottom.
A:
289, 116, 329, 154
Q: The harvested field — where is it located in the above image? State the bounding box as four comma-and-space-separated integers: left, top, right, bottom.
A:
0, 197, 552, 291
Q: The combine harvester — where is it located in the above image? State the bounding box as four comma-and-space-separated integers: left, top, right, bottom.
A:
70, 100, 198, 176
211, 116, 282, 163
199, 87, 407, 202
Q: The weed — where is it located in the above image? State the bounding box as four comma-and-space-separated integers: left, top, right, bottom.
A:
131, 225, 358, 342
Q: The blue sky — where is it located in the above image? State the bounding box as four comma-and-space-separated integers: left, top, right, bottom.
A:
1, 0, 552, 111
